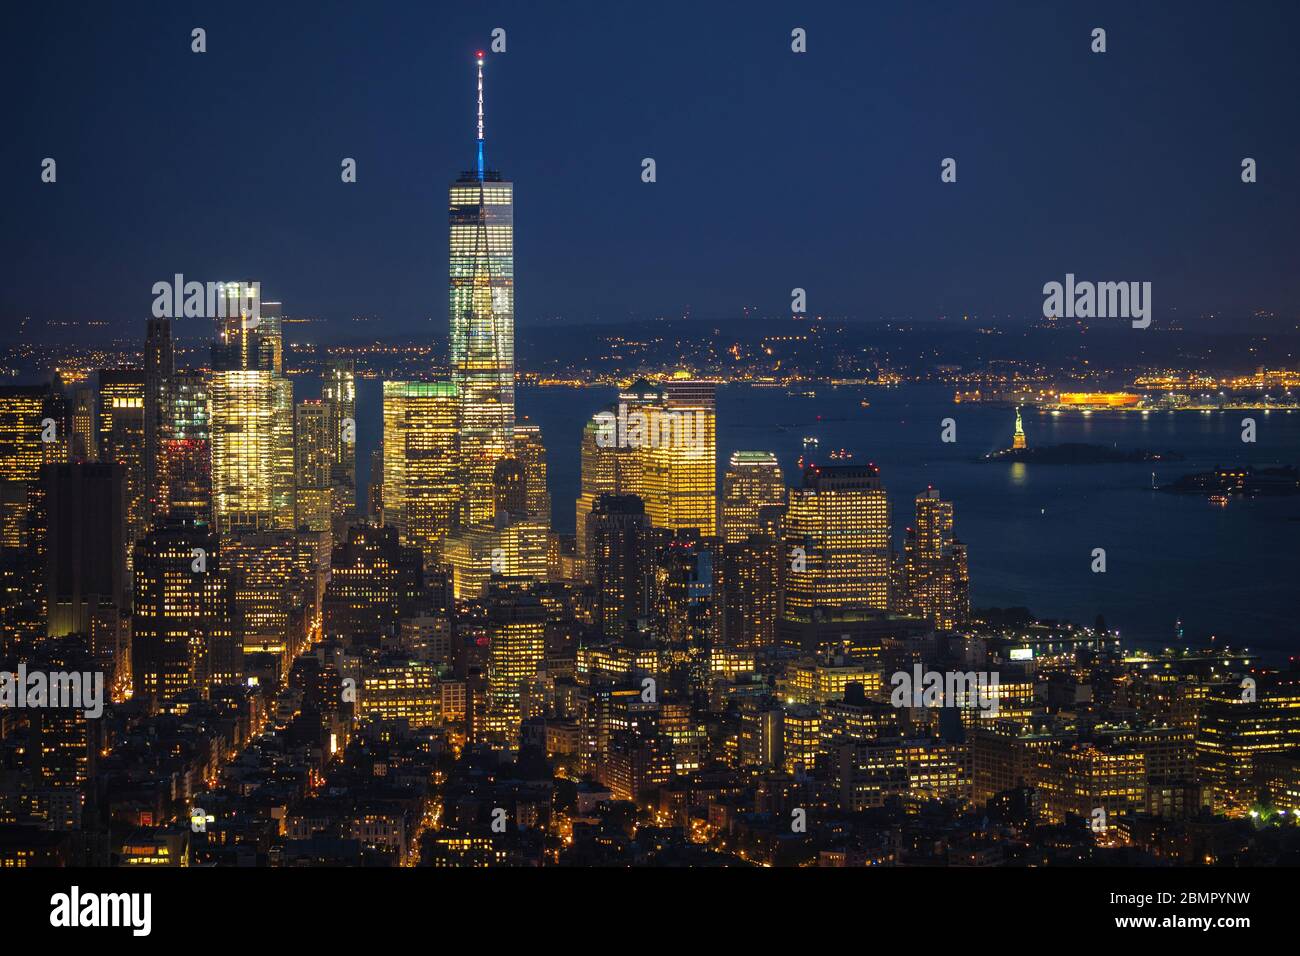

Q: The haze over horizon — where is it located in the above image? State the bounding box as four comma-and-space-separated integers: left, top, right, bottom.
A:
5, 0, 1300, 341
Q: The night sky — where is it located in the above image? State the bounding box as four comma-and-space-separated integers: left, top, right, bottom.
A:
4, 0, 1299, 341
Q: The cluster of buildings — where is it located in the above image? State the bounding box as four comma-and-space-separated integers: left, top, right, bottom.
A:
1, 58, 1297, 868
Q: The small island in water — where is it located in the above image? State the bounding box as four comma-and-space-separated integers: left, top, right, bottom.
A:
1159, 465, 1300, 497
978, 407, 1182, 464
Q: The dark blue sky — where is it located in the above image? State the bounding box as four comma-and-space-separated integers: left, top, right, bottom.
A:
4, 0, 1299, 341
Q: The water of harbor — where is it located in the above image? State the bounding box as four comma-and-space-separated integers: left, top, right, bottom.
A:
350, 381, 1300, 660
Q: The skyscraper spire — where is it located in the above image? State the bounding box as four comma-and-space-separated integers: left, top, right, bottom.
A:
450, 51, 515, 528
475, 50, 486, 181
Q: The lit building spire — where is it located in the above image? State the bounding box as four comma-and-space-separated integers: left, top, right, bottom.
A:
475, 50, 485, 180
450, 50, 515, 529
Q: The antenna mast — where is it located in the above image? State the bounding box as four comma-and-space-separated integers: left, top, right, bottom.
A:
475, 51, 486, 180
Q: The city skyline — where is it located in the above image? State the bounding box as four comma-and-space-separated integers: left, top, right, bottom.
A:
0, 7, 1296, 929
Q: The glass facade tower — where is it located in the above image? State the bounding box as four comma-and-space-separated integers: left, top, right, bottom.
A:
449, 56, 515, 528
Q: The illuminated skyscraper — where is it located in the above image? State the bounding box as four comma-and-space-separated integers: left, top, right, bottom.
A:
722, 527, 782, 648
783, 464, 891, 620
512, 421, 551, 523
450, 53, 514, 528
224, 528, 328, 661
912, 487, 953, 556
903, 488, 969, 631
654, 529, 720, 692
97, 369, 147, 550
1196, 677, 1300, 813
322, 524, 423, 646
952, 545, 974, 628
209, 282, 274, 370
483, 582, 546, 743
157, 369, 211, 522
132, 518, 238, 707
322, 359, 358, 536
576, 377, 717, 572
366, 448, 384, 524
210, 370, 294, 532
0, 386, 61, 479
443, 517, 547, 602
295, 400, 332, 535
259, 298, 284, 374
143, 316, 174, 521
575, 413, 619, 579
0, 549, 43, 657
210, 300, 295, 534
589, 494, 652, 639
639, 377, 717, 537
382, 381, 460, 565
0, 384, 64, 549
68, 383, 96, 463
574, 384, 654, 578
721, 450, 785, 544
493, 458, 527, 517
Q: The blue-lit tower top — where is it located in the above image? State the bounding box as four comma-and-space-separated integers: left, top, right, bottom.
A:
475, 50, 485, 180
